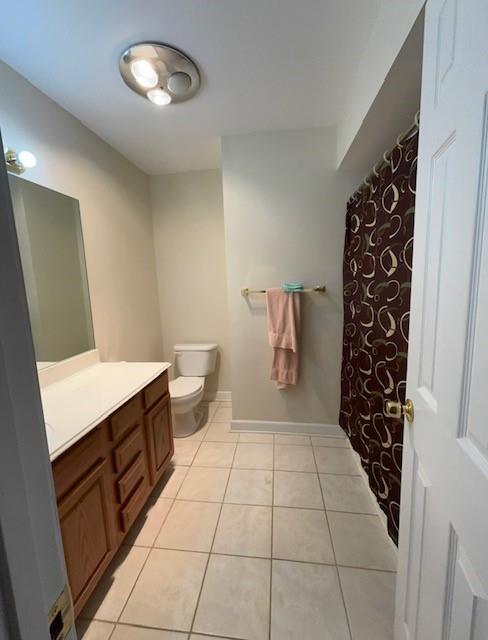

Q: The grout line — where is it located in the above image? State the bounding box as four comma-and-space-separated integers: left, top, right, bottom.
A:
312, 445, 353, 640
104, 618, 242, 639
173, 463, 361, 476
268, 436, 275, 639
187, 433, 239, 636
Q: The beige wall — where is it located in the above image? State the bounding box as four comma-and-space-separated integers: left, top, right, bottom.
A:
0, 61, 163, 362
150, 169, 231, 394
222, 128, 361, 426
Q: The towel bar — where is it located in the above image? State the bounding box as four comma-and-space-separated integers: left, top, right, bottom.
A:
240, 285, 326, 296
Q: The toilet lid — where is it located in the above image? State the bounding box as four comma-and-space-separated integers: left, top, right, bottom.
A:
169, 376, 204, 400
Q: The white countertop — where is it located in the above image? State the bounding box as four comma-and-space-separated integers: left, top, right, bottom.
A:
42, 361, 171, 461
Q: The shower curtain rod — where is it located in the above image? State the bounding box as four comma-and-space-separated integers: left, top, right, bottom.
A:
348, 110, 420, 202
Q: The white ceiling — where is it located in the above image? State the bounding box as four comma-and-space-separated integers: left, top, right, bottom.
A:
0, 0, 382, 175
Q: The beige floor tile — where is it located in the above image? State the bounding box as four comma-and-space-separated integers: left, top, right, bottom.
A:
154, 465, 189, 499
213, 504, 272, 558
124, 497, 173, 547
204, 422, 239, 442
275, 434, 311, 446
82, 546, 149, 621
311, 435, 350, 448
212, 407, 233, 422
112, 625, 187, 639
155, 500, 220, 552
224, 469, 273, 505
178, 466, 230, 502
339, 567, 395, 640
76, 619, 114, 640
120, 548, 207, 632
328, 512, 397, 571
233, 443, 273, 469
271, 560, 350, 640
173, 440, 201, 466
178, 423, 209, 441
320, 473, 377, 514
274, 471, 323, 509
192, 442, 236, 467
274, 444, 316, 472
238, 432, 274, 444
314, 446, 360, 475
193, 554, 270, 640
273, 507, 334, 564
218, 400, 233, 408
191, 636, 229, 640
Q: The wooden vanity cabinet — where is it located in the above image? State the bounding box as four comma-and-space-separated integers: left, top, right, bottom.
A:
51, 370, 173, 617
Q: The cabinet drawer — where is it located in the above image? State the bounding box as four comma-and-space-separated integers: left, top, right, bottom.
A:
113, 425, 144, 473
120, 478, 148, 533
143, 373, 168, 410
110, 393, 143, 442
117, 453, 145, 504
53, 425, 106, 501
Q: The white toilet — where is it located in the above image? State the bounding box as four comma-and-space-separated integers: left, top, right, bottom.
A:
169, 343, 218, 437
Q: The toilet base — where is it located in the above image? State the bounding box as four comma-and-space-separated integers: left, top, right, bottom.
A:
172, 407, 203, 438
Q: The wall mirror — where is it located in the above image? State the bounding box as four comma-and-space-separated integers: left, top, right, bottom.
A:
8, 174, 95, 368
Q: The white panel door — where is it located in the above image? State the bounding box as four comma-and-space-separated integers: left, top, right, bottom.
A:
395, 0, 488, 638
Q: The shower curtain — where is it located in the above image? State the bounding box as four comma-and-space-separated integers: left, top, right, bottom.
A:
339, 128, 418, 544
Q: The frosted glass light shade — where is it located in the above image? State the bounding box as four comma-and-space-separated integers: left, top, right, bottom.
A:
147, 88, 172, 106
130, 59, 158, 89
18, 150, 37, 168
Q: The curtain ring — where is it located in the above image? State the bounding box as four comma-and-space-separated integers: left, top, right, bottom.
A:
383, 150, 390, 164
373, 162, 381, 177
414, 111, 420, 127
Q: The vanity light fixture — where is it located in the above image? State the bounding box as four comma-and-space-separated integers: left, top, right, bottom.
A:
4, 147, 37, 174
119, 42, 200, 106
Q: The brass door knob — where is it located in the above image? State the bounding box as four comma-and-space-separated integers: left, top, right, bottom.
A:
385, 399, 414, 423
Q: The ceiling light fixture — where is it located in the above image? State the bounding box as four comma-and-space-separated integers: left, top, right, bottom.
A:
120, 42, 200, 106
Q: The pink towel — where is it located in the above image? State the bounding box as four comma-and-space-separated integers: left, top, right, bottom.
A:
266, 288, 301, 389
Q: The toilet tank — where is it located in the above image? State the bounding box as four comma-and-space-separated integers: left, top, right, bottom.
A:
174, 343, 218, 376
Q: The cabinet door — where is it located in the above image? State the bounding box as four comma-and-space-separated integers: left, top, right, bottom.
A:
57, 459, 114, 615
145, 393, 174, 484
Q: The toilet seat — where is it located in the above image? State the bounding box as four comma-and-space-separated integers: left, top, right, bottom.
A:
169, 376, 204, 402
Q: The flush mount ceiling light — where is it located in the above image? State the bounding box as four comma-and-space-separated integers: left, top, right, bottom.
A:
119, 42, 200, 106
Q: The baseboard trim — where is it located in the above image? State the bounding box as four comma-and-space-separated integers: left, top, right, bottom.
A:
204, 391, 232, 402
231, 419, 344, 437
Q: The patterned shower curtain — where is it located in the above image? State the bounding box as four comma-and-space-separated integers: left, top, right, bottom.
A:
339, 128, 418, 544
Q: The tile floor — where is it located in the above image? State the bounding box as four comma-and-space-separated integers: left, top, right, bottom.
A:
78, 400, 397, 640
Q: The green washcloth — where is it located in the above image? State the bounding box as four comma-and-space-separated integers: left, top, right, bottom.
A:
281, 282, 304, 293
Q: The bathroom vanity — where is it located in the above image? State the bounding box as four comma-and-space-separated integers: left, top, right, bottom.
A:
9, 171, 177, 617
42, 354, 174, 617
